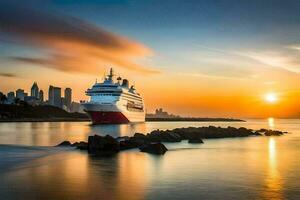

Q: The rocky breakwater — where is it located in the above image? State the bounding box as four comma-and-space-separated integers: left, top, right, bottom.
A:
56, 126, 288, 156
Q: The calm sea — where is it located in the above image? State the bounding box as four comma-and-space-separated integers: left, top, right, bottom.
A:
0, 119, 299, 200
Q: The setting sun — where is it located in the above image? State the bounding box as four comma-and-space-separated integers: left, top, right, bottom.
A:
265, 93, 278, 104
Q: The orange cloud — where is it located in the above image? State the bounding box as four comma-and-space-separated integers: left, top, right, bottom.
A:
0, 2, 158, 74
0, 73, 17, 78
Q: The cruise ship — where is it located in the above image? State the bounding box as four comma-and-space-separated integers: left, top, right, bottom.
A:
82, 68, 145, 124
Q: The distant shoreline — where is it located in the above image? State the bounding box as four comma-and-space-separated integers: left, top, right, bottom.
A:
0, 118, 90, 123
0, 117, 244, 123
0, 104, 245, 123
145, 117, 245, 122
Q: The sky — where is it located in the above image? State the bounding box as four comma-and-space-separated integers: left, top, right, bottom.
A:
0, 0, 300, 118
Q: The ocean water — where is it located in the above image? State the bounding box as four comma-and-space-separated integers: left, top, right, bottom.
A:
0, 119, 299, 200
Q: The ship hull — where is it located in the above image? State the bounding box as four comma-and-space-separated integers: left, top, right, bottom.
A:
82, 103, 145, 124
87, 111, 130, 124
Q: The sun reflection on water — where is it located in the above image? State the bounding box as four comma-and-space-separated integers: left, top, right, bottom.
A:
263, 138, 283, 200
268, 118, 275, 130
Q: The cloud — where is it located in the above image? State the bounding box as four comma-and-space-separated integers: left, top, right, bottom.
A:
287, 45, 300, 51
236, 50, 300, 74
178, 72, 251, 81
193, 43, 300, 75
0, 73, 17, 78
0, 1, 158, 74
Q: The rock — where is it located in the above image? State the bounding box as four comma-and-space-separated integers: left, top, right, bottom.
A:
72, 141, 88, 150
188, 138, 204, 144
120, 139, 140, 150
237, 127, 253, 137
119, 133, 154, 150
116, 136, 130, 141
134, 132, 148, 139
258, 128, 268, 132
129, 133, 150, 146
256, 128, 285, 136
254, 131, 263, 136
88, 135, 120, 156
178, 126, 257, 139
145, 130, 181, 143
160, 131, 182, 142
264, 130, 284, 136
56, 141, 71, 146
168, 132, 182, 141
147, 130, 162, 142
139, 143, 168, 155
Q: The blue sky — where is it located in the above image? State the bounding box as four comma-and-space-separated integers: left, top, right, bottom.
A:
1, 0, 300, 73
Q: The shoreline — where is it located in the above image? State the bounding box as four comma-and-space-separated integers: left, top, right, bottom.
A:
0, 117, 245, 123
0, 118, 90, 123
146, 117, 245, 122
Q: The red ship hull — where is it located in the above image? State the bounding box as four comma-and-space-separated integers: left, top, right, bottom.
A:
87, 111, 130, 124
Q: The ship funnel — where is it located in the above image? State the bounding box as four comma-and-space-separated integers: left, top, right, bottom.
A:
122, 79, 129, 88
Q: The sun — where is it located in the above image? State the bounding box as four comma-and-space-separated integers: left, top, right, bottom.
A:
264, 93, 278, 103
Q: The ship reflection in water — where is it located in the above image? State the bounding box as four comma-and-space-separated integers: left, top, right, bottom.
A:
0, 119, 299, 199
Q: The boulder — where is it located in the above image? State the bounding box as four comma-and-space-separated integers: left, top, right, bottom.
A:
139, 143, 168, 155
120, 139, 140, 150
120, 133, 155, 150
160, 131, 182, 142
134, 132, 148, 139
147, 130, 162, 142
258, 128, 268, 132
256, 128, 285, 136
72, 141, 88, 150
88, 135, 120, 156
175, 126, 257, 139
237, 127, 253, 137
254, 131, 263, 136
56, 141, 71, 146
116, 136, 130, 141
188, 138, 204, 144
176, 127, 205, 139
168, 132, 182, 141
264, 130, 284, 136
128, 133, 150, 146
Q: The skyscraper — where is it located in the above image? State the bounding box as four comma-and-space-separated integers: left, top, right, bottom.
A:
64, 88, 72, 111
48, 85, 61, 107
7, 91, 15, 103
16, 89, 25, 101
48, 86, 53, 105
39, 90, 44, 102
31, 82, 39, 99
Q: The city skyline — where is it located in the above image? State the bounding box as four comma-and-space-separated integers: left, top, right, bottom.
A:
1, 0, 300, 118
2, 81, 75, 111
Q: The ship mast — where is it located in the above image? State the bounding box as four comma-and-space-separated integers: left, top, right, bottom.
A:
108, 67, 114, 81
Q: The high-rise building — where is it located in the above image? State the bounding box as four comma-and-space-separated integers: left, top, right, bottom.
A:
39, 90, 44, 102
61, 97, 67, 110
16, 89, 25, 101
64, 88, 72, 111
31, 82, 39, 99
7, 91, 15, 103
48, 85, 61, 107
48, 86, 53, 105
